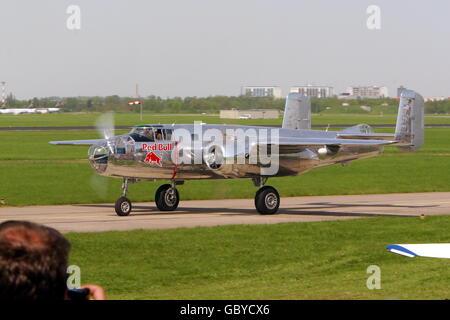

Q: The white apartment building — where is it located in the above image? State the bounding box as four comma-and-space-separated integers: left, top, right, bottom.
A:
346, 86, 388, 98
241, 86, 282, 99
289, 85, 333, 98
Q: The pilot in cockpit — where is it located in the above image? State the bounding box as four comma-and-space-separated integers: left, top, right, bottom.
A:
155, 129, 163, 141
142, 129, 154, 141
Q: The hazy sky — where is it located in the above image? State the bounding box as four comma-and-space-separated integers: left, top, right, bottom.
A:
0, 0, 449, 99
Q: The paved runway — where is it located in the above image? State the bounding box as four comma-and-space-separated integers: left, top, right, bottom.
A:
0, 192, 449, 233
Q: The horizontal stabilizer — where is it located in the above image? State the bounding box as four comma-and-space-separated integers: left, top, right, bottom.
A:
338, 124, 395, 141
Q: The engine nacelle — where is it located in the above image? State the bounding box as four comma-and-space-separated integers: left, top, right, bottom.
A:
203, 144, 224, 170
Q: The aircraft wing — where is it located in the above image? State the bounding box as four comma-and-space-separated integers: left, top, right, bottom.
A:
257, 137, 397, 154
49, 139, 106, 146
336, 133, 396, 141
274, 137, 397, 146
50, 137, 397, 148
336, 133, 411, 146
387, 244, 450, 259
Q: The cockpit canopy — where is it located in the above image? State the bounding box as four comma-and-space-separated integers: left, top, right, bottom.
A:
129, 126, 173, 142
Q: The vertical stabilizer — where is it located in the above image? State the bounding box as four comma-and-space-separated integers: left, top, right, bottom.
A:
395, 90, 424, 152
282, 93, 311, 130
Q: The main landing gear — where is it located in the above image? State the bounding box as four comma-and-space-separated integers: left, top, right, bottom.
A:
155, 183, 179, 211
115, 178, 180, 216
252, 177, 280, 215
114, 177, 280, 216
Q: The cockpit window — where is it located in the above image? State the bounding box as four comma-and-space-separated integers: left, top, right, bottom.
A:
130, 127, 155, 142
154, 129, 163, 141
129, 133, 153, 142
130, 126, 173, 142
143, 129, 155, 141
163, 129, 173, 140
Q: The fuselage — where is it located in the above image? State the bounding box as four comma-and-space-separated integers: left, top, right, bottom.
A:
88, 124, 383, 181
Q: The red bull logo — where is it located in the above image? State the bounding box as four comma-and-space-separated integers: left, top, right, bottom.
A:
142, 143, 173, 151
144, 152, 162, 167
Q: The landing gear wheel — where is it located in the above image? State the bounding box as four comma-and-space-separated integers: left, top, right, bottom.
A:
155, 184, 180, 211
255, 186, 280, 215
115, 197, 132, 216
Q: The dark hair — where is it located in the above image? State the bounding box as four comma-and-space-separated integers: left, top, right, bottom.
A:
0, 221, 71, 300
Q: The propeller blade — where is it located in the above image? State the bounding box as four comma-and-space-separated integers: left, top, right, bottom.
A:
96, 112, 115, 140
89, 174, 109, 199
95, 112, 115, 153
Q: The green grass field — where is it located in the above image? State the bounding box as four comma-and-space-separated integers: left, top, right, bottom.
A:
0, 112, 449, 128
67, 215, 450, 299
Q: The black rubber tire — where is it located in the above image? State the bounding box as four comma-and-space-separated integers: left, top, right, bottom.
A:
255, 186, 280, 215
115, 197, 132, 216
155, 184, 180, 211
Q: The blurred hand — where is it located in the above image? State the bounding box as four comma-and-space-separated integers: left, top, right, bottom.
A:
81, 284, 106, 300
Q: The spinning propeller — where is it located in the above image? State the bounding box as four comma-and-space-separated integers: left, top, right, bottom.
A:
90, 112, 116, 199
95, 112, 115, 153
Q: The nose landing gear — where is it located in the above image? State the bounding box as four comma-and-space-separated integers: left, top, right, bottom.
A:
114, 178, 180, 216
115, 178, 132, 216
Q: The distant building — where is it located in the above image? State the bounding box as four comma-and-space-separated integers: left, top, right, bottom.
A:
241, 86, 282, 99
425, 97, 448, 102
289, 85, 333, 98
220, 109, 279, 119
346, 86, 388, 98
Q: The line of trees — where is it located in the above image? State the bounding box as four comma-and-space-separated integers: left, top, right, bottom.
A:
4, 94, 450, 114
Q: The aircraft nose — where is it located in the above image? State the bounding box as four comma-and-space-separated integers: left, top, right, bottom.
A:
88, 142, 111, 173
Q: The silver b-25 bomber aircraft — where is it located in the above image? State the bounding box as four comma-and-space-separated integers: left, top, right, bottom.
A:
50, 89, 424, 216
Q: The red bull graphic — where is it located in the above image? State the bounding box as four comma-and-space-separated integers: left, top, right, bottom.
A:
144, 152, 162, 167
142, 143, 173, 151
142, 143, 173, 167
